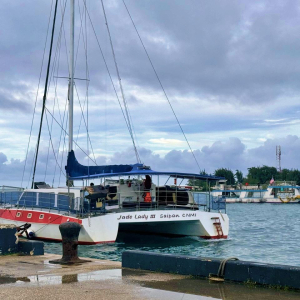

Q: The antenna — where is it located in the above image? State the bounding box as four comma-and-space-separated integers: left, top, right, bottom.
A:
276, 145, 281, 172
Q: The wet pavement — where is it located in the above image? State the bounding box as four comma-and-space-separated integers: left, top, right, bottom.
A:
0, 254, 299, 300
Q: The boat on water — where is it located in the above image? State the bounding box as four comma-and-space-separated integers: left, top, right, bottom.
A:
0, 1, 229, 244
0, 166, 228, 244
212, 182, 300, 204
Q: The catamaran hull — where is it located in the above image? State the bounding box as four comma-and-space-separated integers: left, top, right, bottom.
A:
0, 208, 229, 244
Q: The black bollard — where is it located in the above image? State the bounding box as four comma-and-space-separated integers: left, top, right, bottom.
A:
49, 222, 90, 265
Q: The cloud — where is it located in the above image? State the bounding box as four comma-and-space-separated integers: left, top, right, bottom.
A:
2, 135, 299, 186
0, 90, 31, 112
0, 153, 7, 165
1, 0, 300, 182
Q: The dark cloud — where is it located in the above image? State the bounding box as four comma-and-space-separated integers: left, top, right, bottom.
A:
0, 153, 7, 165
0, 92, 31, 112
2, 0, 300, 111
103, 0, 300, 105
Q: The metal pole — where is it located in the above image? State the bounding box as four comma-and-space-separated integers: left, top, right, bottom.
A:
208, 180, 211, 212
157, 175, 159, 209
69, 0, 75, 152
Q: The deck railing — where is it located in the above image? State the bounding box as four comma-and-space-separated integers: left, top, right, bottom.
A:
0, 189, 226, 218
0, 191, 74, 214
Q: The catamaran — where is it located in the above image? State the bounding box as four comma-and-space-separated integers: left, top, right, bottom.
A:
0, 0, 229, 244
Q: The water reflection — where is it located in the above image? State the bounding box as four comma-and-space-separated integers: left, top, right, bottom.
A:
0, 269, 300, 300
122, 269, 300, 300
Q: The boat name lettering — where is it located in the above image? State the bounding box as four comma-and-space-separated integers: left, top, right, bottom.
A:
182, 213, 196, 217
117, 214, 133, 220
135, 214, 149, 220
159, 213, 197, 219
117, 214, 157, 220
160, 214, 180, 219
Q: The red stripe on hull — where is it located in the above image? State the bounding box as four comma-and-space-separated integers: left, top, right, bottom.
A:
200, 235, 228, 240
0, 209, 82, 225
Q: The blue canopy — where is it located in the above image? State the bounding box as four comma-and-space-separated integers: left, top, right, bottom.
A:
65, 151, 224, 182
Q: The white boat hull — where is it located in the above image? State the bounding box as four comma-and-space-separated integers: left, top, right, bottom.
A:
0, 208, 228, 244
225, 198, 300, 203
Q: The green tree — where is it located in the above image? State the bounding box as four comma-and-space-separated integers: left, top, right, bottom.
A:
214, 168, 235, 185
235, 170, 243, 184
246, 166, 277, 185
286, 169, 300, 185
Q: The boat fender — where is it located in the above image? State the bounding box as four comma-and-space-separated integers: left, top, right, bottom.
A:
28, 230, 35, 239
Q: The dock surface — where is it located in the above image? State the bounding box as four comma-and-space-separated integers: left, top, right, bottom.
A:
0, 254, 299, 300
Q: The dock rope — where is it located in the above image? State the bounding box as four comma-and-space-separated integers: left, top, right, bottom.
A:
217, 257, 239, 278
209, 257, 239, 281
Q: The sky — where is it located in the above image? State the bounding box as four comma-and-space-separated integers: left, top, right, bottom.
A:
1, 0, 300, 187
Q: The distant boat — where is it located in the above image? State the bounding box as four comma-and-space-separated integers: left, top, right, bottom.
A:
0, 1, 229, 243
212, 183, 300, 204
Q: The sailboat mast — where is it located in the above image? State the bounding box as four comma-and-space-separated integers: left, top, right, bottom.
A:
69, 0, 75, 152
31, 0, 58, 189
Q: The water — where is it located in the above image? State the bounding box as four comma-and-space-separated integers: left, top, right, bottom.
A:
45, 204, 300, 266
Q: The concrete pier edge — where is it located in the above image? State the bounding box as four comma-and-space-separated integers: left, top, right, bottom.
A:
122, 250, 300, 290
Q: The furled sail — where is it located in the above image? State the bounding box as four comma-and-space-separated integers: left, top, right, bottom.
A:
65, 150, 137, 178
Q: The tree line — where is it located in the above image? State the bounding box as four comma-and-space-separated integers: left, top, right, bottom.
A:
188, 166, 300, 190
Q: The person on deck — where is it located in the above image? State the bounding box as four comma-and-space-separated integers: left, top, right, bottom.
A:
144, 175, 152, 191
143, 175, 152, 203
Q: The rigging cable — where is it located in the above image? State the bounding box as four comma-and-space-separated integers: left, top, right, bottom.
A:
82, 0, 141, 164
31, 0, 59, 189
45, 106, 97, 165
122, 0, 201, 171
44, 110, 66, 177
21, 0, 55, 189
44, 19, 64, 183
74, 0, 97, 164
58, 0, 97, 165
45, 0, 69, 184
74, 0, 89, 147
85, 0, 90, 178
100, 0, 141, 164
53, 98, 68, 187
58, 110, 69, 186
74, 82, 96, 163
43, 88, 56, 182
50, 35, 64, 187
36, 0, 69, 185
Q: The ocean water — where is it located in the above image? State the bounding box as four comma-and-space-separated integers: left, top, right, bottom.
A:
45, 204, 300, 266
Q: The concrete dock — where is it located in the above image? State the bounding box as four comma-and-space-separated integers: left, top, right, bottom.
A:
0, 254, 300, 300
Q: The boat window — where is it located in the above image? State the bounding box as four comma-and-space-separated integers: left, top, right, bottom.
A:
16, 212, 22, 217
39, 214, 44, 220
27, 213, 32, 219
